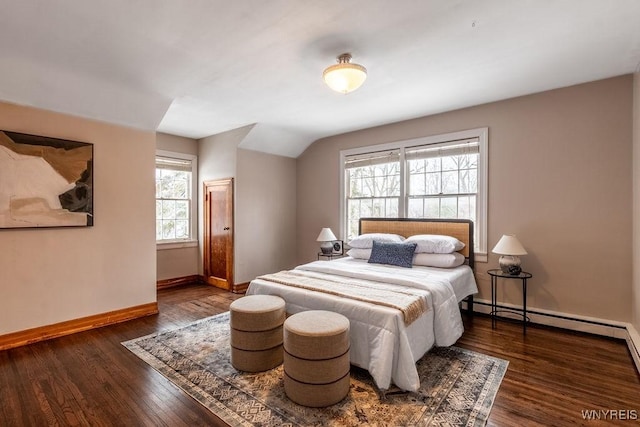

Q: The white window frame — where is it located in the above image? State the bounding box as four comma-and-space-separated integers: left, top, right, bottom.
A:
340, 128, 488, 262
156, 149, 198, 250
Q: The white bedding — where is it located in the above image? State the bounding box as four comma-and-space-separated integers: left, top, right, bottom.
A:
246, 257, 477, 392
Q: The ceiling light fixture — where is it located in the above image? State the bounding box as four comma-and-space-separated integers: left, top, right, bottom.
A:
323, 53, 367, 94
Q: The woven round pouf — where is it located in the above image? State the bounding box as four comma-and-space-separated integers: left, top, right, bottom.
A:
283, 310, 350, 407
229, 295, 286, 372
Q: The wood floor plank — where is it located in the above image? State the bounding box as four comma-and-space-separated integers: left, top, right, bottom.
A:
0, 284, 638, 426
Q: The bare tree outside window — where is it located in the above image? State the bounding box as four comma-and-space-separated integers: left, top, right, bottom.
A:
155, 154, 195, 242
346, 161, 400, 240
343, 134, 485, 253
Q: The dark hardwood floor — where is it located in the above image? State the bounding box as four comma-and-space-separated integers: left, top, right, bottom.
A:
1, 284, 638, 426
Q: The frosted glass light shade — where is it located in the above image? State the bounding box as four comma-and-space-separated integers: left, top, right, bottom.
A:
323, 53, 367, 94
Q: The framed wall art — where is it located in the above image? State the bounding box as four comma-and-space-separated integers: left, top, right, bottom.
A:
0, 130, 93, 229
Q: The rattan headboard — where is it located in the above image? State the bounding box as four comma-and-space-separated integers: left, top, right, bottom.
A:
358, 218, 475, 268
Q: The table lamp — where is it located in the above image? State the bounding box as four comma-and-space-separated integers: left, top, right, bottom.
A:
317, 228, 337, 255
492, 234, 527, 274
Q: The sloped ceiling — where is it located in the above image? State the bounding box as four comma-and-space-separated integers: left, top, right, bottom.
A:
1, 1, 639, 157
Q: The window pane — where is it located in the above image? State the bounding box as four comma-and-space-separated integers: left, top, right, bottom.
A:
459, 169, 470, 193
162, 220, 175, 239
372, 198, 385, 217
440, 197, 458, 218
175, 201, 189, 219
469, 168, 478, 193
469, 195, 477, 223
360, 199, 373, 217
409, 158, 424, 173
175, 220, 189, 238
425, 158, 440, 172
173, 179, 188, 199
161, 200, 176, 219
425, 198, 440, 217
360, 177, 373, 197
386, 198, 399, 217
409, 172, 425, 196
156, 220, 162, 240
426, 172, 440, 195
441, 156, 458, 171
441, 171, 458, 194
346, 160, 400, 241
408, 198, 424, 217
160, 178, 174, 199
458, 196, 471, 218
348, 219, 359, 241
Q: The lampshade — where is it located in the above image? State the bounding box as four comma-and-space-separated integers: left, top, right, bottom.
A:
492, 235, 528, 256
323, 53, 367, 94
316, 227, 337, 242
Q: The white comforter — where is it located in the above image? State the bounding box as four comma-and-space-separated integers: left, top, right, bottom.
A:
246, 258, 474, 391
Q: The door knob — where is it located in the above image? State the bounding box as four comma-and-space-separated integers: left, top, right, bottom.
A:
223, 227, 230, 230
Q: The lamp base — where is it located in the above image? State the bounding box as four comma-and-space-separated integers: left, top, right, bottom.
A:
320, 242, 333, 255
499, 255, 521, 274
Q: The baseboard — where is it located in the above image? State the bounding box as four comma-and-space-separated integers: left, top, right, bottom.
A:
0, 302, 159, 351
233, 281, 249, 294
472, 298, 628, 339
626, 324, 640, 374
157, 274, 202, 289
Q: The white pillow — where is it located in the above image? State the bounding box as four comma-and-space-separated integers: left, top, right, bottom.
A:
413, 252, 465, 268
346, 248, 371, 259
347, 233, 405, 249
405, 234, 465, 254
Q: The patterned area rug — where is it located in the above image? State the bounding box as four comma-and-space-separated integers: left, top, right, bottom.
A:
123, 312, 507, 427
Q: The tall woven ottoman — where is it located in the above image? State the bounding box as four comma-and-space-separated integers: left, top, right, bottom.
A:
229, 294, 286, 372
283, 310, 350, 407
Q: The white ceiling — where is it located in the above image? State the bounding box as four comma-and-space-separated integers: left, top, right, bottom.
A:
1, 1, 639, 158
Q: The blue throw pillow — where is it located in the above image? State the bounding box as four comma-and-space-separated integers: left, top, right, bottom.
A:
368, 240, 418, 268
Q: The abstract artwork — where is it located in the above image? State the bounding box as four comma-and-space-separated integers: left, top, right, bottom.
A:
0, 130, 93, 229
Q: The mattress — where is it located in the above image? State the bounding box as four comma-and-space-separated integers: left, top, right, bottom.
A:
246, 257, 478, 392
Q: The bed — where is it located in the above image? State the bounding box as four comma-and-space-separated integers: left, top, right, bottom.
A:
246, 218, 478, 392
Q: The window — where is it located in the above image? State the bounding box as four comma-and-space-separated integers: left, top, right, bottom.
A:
406, 140, 479, 222
341, 128, 488, 259
344, 150, 400, 239
156, 150, 197, 245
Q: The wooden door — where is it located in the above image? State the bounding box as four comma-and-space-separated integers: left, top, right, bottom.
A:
203, 178, 234, 290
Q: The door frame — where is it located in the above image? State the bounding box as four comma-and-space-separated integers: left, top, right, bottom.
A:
203, 178, 234, 290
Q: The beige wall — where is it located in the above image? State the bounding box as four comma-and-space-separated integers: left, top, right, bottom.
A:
297, 75, 633, 322
236, 148, 297, 283
155, 132, 200, 281
198, 126, 250, 277
157, 132, 198, 155
633, 72, 640, 332
0, 101, 156, 334
198, 126, 298, 283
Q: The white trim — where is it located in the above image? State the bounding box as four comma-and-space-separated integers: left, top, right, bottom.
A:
627, 324, 640, 374
471, 300, 640, 374
475, 252, 488, 263
156, 240, 199, 251
155, 149, 198, 243
339, 127, 488, 254
473, 298, 628, 338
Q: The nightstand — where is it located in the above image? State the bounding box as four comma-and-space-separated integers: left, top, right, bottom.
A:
487, 269, 532, 333
317, 253, 344, 261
